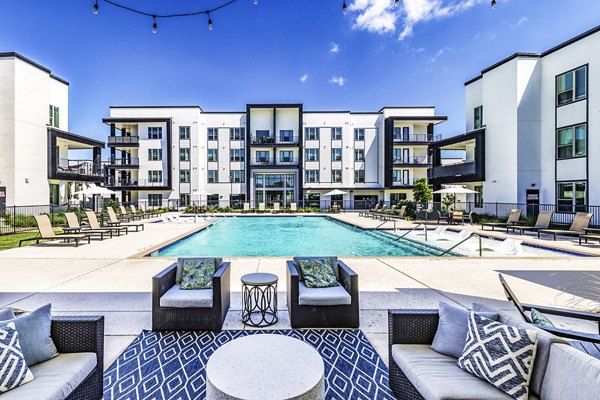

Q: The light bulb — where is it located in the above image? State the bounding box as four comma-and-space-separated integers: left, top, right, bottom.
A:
343, 1, 347, 14
394, 0, 400, 8
152, 17, 157, 33
253, 0, 258, 4
491, 0, 496, 8
92, 0, 98, 14
208, 17, 213, 30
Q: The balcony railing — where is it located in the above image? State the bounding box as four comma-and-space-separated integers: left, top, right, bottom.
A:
391, 178, 415, 187
393, 156, 430, 165
107, 177, 169, 187
108, 136, 140, 145
251, 136, 275, 145
428, 161, 477, 179
250, 135, 299, 145
106, 157, 140, 167
250, 158, 298, 166
56, 159, 103, 177
393, 134, 442, 142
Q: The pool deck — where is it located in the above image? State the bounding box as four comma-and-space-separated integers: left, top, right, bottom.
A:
0, 211, 599, 370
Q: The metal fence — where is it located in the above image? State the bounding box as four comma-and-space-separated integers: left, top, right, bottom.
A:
0, 205, 57, 235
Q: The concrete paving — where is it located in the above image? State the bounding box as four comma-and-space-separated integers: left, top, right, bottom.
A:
0, 214, 599, 370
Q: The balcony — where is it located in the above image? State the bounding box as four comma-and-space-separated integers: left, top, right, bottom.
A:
106, 177, 169, 188
251, 135, 275, 145
250, 157, 298, 167
105, 157, 140, 169
429, 161, 477, 179
391, 178, 415, 187
108, 136, 140, 147
428, 128, 485, 184
393, 155, 430, 165
393, 133, 442, 143
54, 159, 104, 180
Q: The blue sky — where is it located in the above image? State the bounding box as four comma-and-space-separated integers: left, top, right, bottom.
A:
1, 0, 600, 143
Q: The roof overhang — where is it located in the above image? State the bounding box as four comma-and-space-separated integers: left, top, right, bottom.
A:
48, 128, 104, 149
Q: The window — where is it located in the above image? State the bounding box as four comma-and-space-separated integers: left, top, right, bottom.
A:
49, 105, 60, 128
393, 170, 410, 184
331, 148, 342, 161
148, 149, 162, 161
354, 128, 365, 141
557, 124, 586, 159
208, 128, 218, 141
393, 170, 402, 183
331, 170, 342, 183
279, 150, 293, 163
354, 170, 365, 183
148, 170, 162, 184
148, 127, 162, 139
207, 194, 219, 207
208, 149, 219, 162
304, 193, 320, 208
286, 174, 295, 188
557, 181, 586, 212
393, 127, 402, 141
390, 193, 407, 204
474, 186, 483, 208
354, 149, 365, 162
179, 170, 190, 183
208, 170, 218, 183
230, 194, 245, 208
279, 130, 293, 143
255, 174, 264, 188
179, 126, 190, 139
230, 149, 245, 162
305, 127, 319, 140
148, 194, 163, 207
179, 148, 190, 161
305, 170, 320, 183
255, 130, 271, 143
231, 170, 245, 183
179, 194, 190, 207
393, 149, 402, 162
305, 148, 319, 161
557, 66, 586, 106
230, 128, 245, 140
332, 127, 342, 140
474, 105, 483, 129
256, 151, 270, 163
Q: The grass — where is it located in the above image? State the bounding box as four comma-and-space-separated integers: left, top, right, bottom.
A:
0, 229, 63, 251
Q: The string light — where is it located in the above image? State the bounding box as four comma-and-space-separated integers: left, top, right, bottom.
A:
491, 0, 496, 8
394, 0, 400, 8
152, 16, 157, 33
342, 1, 347, 15
208, 14, 213, 31
92, 0, 99, 14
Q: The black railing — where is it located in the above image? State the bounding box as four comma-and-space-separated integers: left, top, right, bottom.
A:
393, 134, 442, 142
56, 159, 103, 177
393, 156, 430, 165
106, 157, 140, 166
249, 158, 298, 166
108, 136, 139, 145
428, 161, 477, 178
251, 136, 275, 145
106, 178, 169, 187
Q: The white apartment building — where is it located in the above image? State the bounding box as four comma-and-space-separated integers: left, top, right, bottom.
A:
104, 105, 446, 209
430, 24, 600, 212
0, 52, 104, 207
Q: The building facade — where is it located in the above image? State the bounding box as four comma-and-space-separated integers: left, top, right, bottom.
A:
0, 53, 104, 207
104, 105, 446, 208
431, 25, 599, 211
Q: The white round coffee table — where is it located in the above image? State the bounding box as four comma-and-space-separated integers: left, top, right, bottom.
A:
205, 334, 325, 400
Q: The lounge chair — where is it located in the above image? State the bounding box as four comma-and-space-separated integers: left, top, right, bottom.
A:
360, 203, 379, 217
389, 205, 407, 220
272, 202, 281, 214
130, 204, 150, 219
371, 204, 387, 219
507, 210, 554, 235
64, 212, 112, 240
290, 202, 297, 213
481, 208, 522, 231
242, 203, 251, 213
538, 212, 593, 240
85, 211, 128, 236
499, 273, 600, 342
106, 207, 145, 232
258, 202, 266, 213
119, 205, 143, 222
19, 214, 91, 247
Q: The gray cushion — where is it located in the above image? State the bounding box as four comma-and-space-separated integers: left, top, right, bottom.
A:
175, 257, 222, 284
0, 352, 96, 400
431, 302, 499, 358
293, 257, 339, 282
0, 308, 15, 321
540, 343, 600, 400
0, 304, 58, 366
391, 344, 529, 400
160, 284, 213, 308
473, 302, 569, 397
298, 282, 351, 306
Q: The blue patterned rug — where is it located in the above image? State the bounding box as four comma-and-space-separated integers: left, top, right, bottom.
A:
103, 329, 396, 399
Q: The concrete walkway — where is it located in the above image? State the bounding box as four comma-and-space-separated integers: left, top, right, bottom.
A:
0, 214, 598, 369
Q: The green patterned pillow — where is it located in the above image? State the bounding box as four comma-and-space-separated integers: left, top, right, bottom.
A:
299, 258, 338, 288
180, 259, 215, 290
530, 308, 555, 327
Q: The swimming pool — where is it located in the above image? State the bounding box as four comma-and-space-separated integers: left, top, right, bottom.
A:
153, 216, 445, 257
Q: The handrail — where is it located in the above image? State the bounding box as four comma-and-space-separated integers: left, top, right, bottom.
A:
438, 232, 483, 257
395, 222, 428, 242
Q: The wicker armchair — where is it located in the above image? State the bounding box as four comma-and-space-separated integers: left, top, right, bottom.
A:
286, 259, 359, 329
54, 315, 105, 400
152, 262, 231, 331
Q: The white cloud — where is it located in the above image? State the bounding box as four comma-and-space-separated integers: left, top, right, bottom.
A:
348, 0, 398, 33
330, 43, 341, 53
512, 16, 528, 28
300, 74, 308, 83
429, 46, 453, 63
329, 76, 347, 86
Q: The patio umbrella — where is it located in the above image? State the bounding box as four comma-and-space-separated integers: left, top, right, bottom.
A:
432, 187, 478, 194
323, 189, 348, 196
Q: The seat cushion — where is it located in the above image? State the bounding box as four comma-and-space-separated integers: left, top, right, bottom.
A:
540, 343, 600, 400
160, 284, 213, 308
0, 352, 96, 400
298, 282, 351, 306
0, 308, 15, 321
392, 344, 534, 400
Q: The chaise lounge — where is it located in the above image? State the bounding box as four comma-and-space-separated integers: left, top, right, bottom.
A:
19, 214, 91, 247
507, 210, 554, 235
106, 207, 144, 232
64, 212, 112, 240
537, 212, 593, 240
481, 208, 522, 231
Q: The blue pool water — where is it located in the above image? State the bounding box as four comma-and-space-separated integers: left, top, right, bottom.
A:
154, 216, 444, 257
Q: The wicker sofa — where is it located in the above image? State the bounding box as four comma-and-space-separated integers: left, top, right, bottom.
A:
286, 258, 359, 329
388, 308, 600, 400
152, 260, 231, 331
1, 315, 104, 400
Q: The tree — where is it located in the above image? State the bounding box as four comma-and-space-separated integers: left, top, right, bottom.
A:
412, 178, 433, 204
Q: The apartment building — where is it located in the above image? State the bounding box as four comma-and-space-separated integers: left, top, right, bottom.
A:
104, 105, 446, 208
429, 24, 600, 211
0, 52, 104, 207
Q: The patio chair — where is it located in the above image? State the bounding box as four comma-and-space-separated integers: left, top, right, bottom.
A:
64, 212, 112, 240
448, 211, 464, 225
272, 202, 281, 214
152, 258, 231, 331
371, 204, 387, 219
360, 203, 379, 217
119, 205, 143, 222
538, 212, 593, 240
286, 257, 359, 328
507, 210, 554, 235
499, 273, 600, 342
481, 208, 522, 231
106, 207, 145, 232
130, 204, 150, 219
19, 214, 91, 247
258, 202, 266, 213
390, 205, 407, 220
242, 202, 251, 213
84, 211, 128, 236
290, 202, 298, 213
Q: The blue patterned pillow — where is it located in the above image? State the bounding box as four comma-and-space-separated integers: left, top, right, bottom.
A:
180, 259, 215, 290
530, 308, 555, 327
458, 313, 538, 400
0, 322, 35, 393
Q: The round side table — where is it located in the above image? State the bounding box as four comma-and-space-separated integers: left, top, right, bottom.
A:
241, 273, 278, 327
